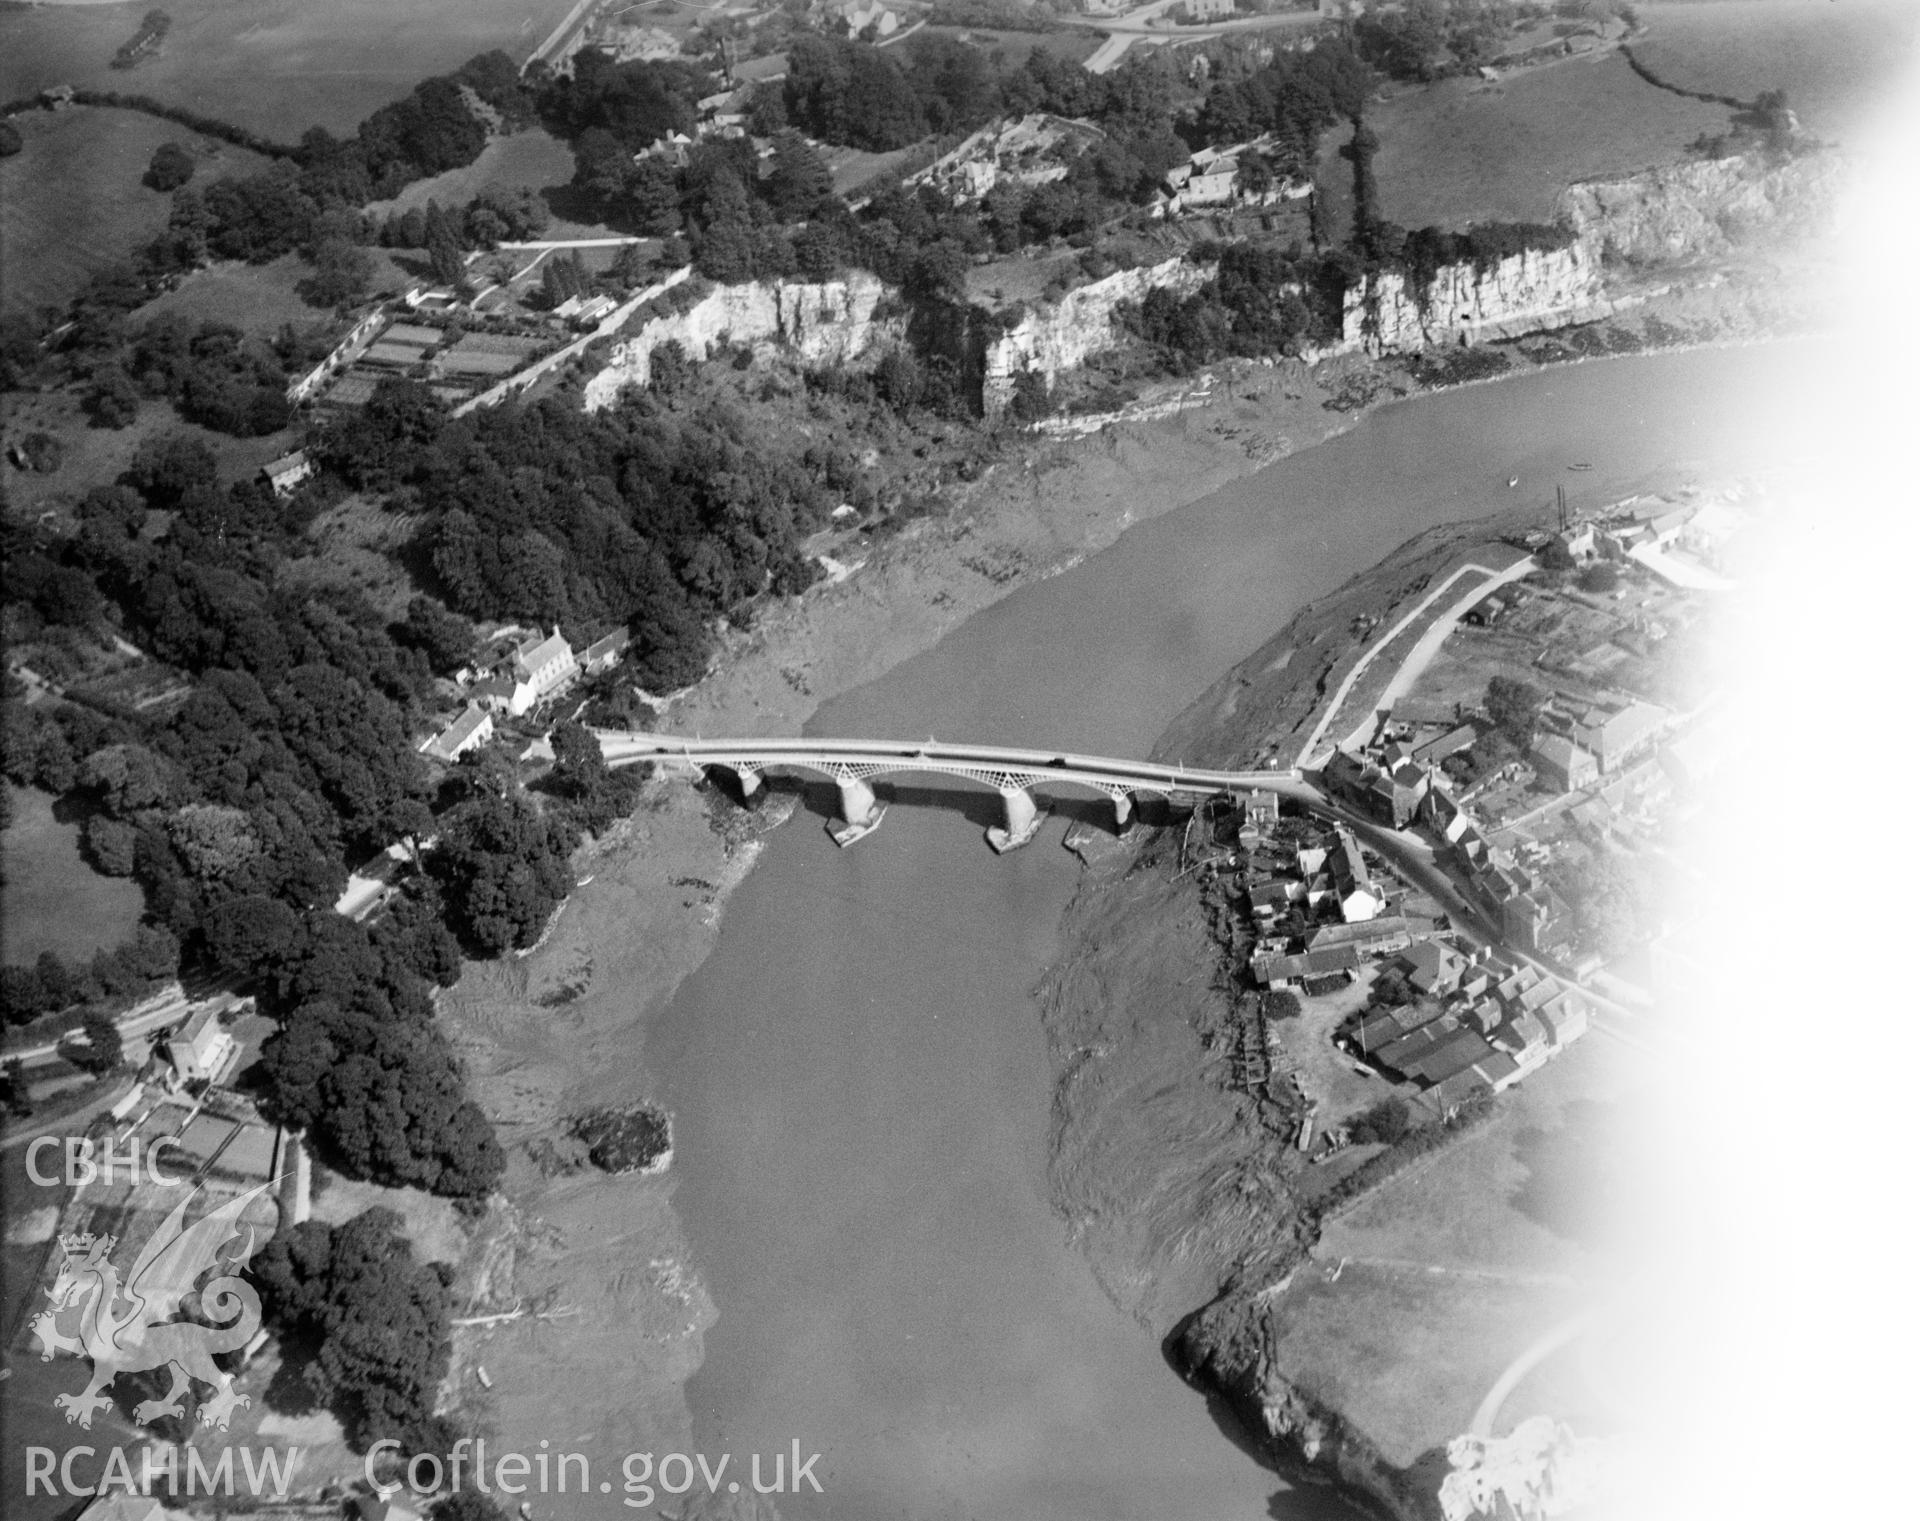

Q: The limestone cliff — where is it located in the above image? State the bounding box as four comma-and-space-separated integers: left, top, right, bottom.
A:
982, 256, 1212, 415
1556, 150, 1844, 267
1324, 148, 1838, 359
582, 271, 901, 409
577, 151, 1837, 414
1333, 243, 1612, 357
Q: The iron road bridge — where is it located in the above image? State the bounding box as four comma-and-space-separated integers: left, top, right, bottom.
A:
596, 732, 1304, 850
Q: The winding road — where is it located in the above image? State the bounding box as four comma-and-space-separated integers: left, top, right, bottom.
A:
1297, 555, 1536, 769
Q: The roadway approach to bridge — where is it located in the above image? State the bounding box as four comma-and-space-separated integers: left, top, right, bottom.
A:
596, 732, 1305, 851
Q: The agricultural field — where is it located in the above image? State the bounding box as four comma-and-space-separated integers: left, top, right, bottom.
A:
0, 104, 272, 317
1269, 1036, 1648, 1465
0, 0, 582, 139
0, 784, 148, 967
1630, 0, 1918, 141
1315, 49, 1728, 237
368, 126, 639, 241
369, 126, 579, 220
1313, 2, 1912, 240
137, 252, 334, 331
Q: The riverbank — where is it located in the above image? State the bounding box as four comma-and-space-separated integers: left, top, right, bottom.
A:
433, 345, 1370, 1474
1038, 509, 1678, 1517
1043, 439, 1789, 1517
430, 273, 1819, 1488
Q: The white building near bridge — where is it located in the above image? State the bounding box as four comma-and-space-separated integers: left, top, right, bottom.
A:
476, 629, 579, 718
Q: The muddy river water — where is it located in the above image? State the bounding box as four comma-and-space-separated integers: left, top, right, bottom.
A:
646, 343, 1825, 1520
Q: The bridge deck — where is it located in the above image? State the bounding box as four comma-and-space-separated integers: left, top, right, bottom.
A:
595, 732, 1299, 794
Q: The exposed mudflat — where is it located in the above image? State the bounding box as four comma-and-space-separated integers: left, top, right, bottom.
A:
1039, 836, 1302, 1337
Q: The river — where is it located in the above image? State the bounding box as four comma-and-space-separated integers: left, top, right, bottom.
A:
645, 343, 1827, 1521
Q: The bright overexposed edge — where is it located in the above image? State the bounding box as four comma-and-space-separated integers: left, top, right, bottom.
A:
1628, 32, 1920, 1521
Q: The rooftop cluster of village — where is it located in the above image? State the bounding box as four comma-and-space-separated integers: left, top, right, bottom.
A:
1199, 482, 1747, 1157
1209, 790, 1590, 1155
1327, 486, 1740, 955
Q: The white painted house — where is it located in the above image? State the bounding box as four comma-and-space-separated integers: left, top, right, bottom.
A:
260, 449, 315, 496
504, 628, 578, 716
580, 627, 631, 675
421, 703, 495, 763
167, 1003, 238, 1088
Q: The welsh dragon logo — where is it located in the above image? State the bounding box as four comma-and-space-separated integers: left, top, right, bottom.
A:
29, 1181, 272, 1431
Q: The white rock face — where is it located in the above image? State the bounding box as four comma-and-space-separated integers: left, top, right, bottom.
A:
982, 256, 1212, 414
1333, 150, 1839, 357
583, 271, 900, 409
1338, 243, 1608, 355
1557, 151, 1842, 265
577, 151, 1839, 414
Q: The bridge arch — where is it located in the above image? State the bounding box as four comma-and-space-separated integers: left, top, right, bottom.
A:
596, 731, 1300, 850
686, 755, 1163, 838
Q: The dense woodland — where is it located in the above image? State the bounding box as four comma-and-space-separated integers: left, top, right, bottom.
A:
0, 340, 837, 1196
1, 414, 574, 1199
252, 1207, 462, 1457
558, 36, 1374, 296
325, 378, 832, 687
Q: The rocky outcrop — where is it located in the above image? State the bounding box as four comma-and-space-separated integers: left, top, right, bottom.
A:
1556, 150, 1844, 266
1335, 243, 1613, 357
1327, 149, 1839, 359
1173, 1292, 1439, 1521
582, 271, 902, 409
982, 256, 1212, 415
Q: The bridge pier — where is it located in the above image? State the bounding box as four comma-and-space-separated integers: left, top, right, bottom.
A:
727, 764, 762, 800
1108, 788, 1133, 830
987, 785, 1042, 854
835, 774, 881, 828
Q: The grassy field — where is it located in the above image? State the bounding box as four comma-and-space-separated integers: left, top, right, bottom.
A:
1316, 50, 1727, 236
366, 126, 636, 241
827, 138, 942, 197
1266, 1263, 1594, 1466
1267, 1036, 1651, 1462
139, 251, 328, 330
0, 0, 582, 138
0, 387, 295, 525
1, 784, 147, 967
370, 126, 578, 218
138, 244, 420, 329
1631, 0, 1918, 141
0, 105, 272, 317
1312, 3, 1909, 238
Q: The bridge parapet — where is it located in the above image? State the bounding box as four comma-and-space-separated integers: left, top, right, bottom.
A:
595, 731, 1299, 848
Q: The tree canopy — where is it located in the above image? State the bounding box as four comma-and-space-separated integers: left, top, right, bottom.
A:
325, 381, 825, 687
252, 1208, 456, 1452
1485, 675, 1546, 742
